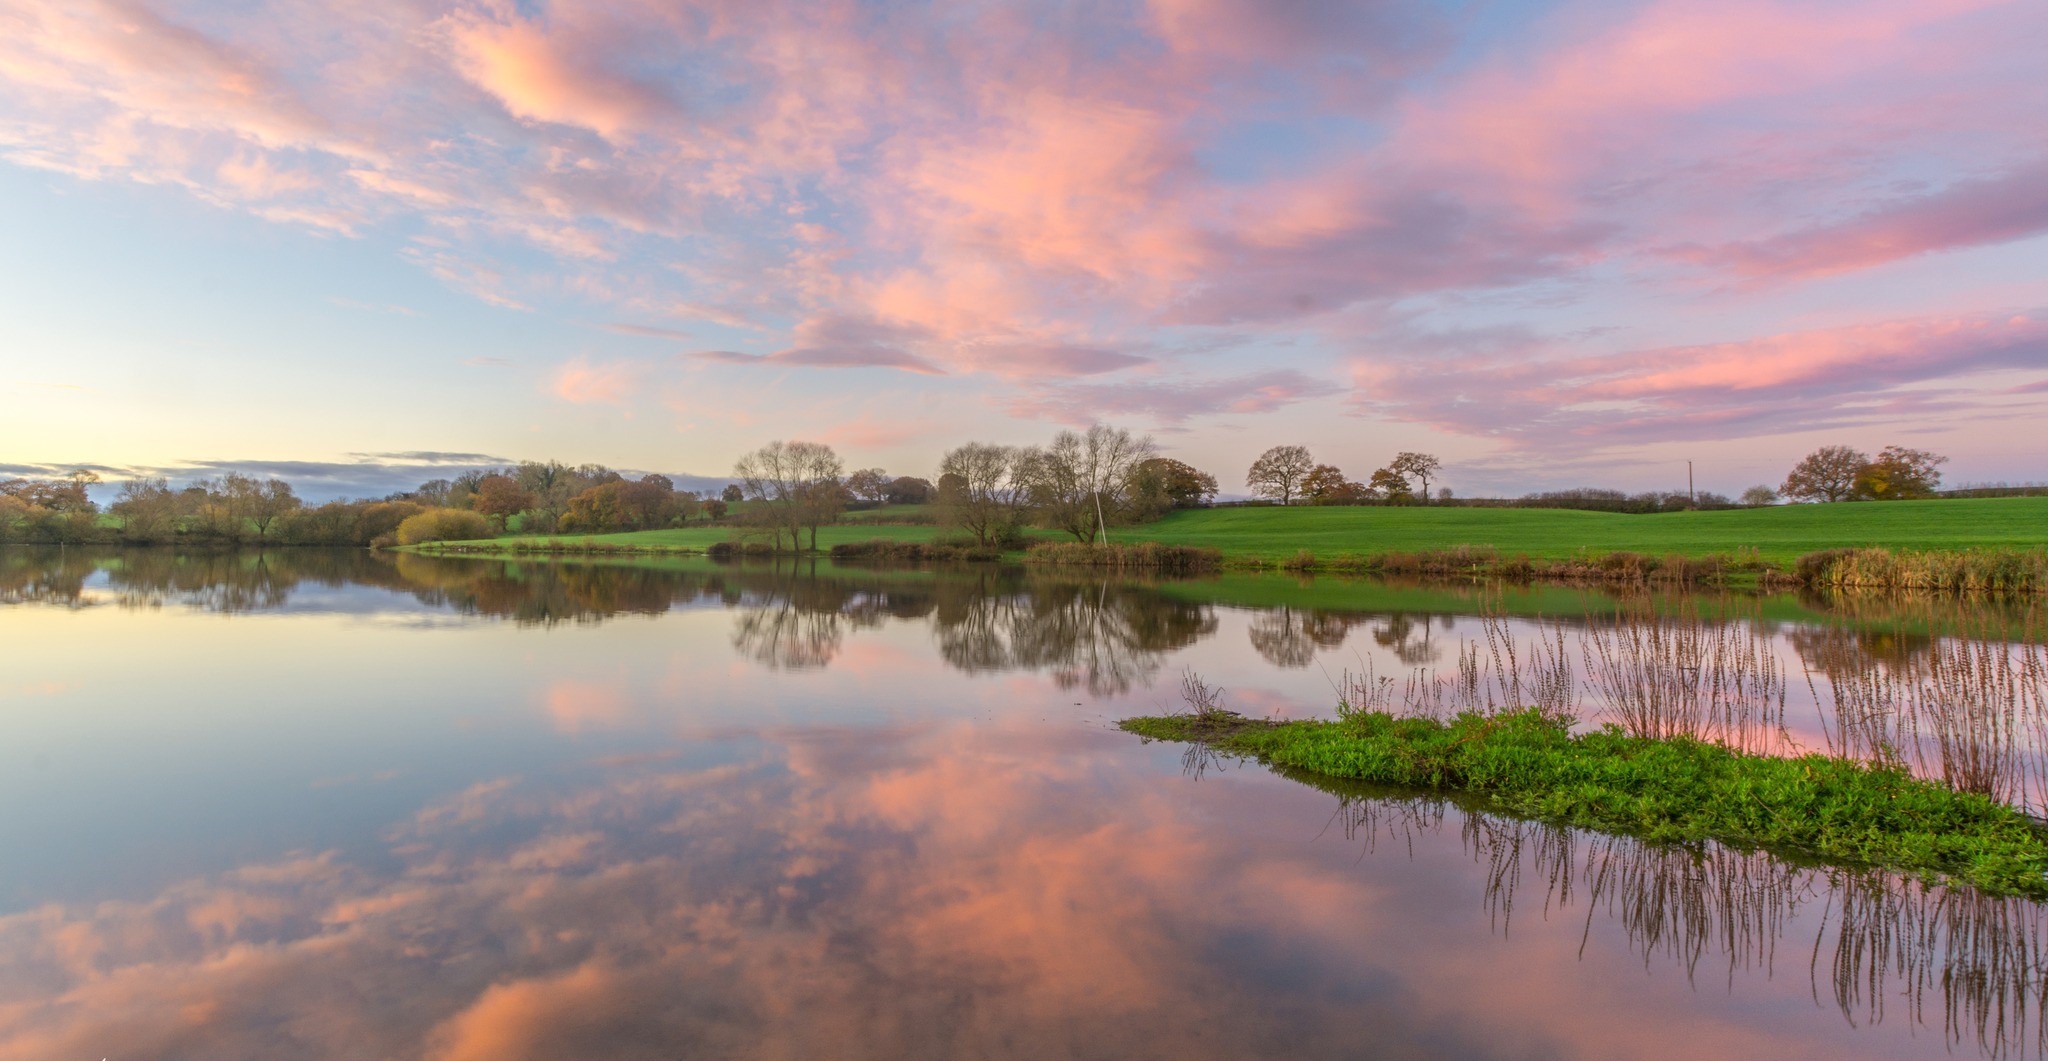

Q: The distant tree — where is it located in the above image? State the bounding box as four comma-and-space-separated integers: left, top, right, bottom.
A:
1246, 445, 1314, 505
412, 478, 455, 507
883, 476, 934, 505
1739, 485, 1780, 506
1, 471, 98, 512
937, 443, 1032, 546
1389, 452, 1442, 501
703, 498, 729, 520
1368, 467, 1414, 504
1857, 445, 1947, 500
1435, 487, 1453, 503
470, 475, 535, 528
721, 483, 744, 503
1025, 424, 1156, 542
246, 479, 301, 542
846, 468, 889, 504
1125, 457, 1217, 520
111, 477, 179, 541
561, 477, 679, 532
1781, 446, 1870, 503
733, 440, 844, 550
1301, 464, 1355, 505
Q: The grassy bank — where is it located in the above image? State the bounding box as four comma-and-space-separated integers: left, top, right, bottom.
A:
1123, 708, 2048, 898
407, 497, 2048, 591
1127, 497, 2048, 566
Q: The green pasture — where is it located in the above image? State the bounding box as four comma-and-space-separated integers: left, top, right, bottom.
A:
1120, 497, 2048, 565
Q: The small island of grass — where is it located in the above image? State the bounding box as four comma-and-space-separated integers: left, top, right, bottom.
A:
1121, 707, 2048, 899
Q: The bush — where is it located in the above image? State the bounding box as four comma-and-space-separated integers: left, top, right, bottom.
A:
394, 509, 494, 546
1023, 542, 1221, 573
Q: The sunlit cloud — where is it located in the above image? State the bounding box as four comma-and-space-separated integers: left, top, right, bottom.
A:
0, 0, 2042, 466
550, 356, 643, 404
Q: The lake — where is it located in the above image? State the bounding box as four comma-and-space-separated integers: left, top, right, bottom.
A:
2, 547, 2043, 1059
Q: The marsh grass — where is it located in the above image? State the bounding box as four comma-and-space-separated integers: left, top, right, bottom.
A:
1582, 602, 1788, 752
1808, 548, 2048, 595
1023, 541, 1221, 572
1809, 609, 2048, 813
1120, 708, 2048, 897
1337, 610, 1576, 725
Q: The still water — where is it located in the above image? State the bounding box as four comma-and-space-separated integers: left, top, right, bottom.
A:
2, 548, 2043, 1059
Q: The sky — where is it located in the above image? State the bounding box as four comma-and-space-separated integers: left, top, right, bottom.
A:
1, 0, 2044, 500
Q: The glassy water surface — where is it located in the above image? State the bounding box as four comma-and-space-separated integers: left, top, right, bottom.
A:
3, 548, 2045, 1059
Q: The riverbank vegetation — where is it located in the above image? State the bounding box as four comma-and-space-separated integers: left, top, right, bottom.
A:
1124, 700, 2048, 898
8, 430, 2045, 594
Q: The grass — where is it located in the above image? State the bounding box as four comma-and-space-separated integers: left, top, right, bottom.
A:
421, 522, 958, 555
1122, 706, 2048, 898
1125, 497, 2048, 567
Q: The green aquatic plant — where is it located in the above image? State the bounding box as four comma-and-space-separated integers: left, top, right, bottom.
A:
1121, 707, 2048, 899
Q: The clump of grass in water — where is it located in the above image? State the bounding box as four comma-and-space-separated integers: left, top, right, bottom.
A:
1337, 610, 1576, 726
1119, 708, 2048, 898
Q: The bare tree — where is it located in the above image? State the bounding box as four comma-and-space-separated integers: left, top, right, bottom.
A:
1025, 424, 1157, 542
734, 440, 844, 550
1247, 445, 1314, 504
1739, 485, 1779, 506
1389, 452, 1442, 501
937, 443, 1032, 546
1781, 445, 1869, 503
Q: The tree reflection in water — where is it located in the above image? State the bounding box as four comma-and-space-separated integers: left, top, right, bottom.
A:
1305, 771, 2048, 1060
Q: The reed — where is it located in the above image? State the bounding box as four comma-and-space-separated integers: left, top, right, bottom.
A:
1022, 541, 1221, 572
1580, 602, 1788, 752
1802, 547, 2048, 594
1809, 610, 2048, 813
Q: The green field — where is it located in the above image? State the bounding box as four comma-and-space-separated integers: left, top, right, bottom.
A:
1120, 497, 2048, 565
424, 496, 2048, 571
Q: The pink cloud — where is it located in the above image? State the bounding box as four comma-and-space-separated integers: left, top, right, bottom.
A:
1674, 160, 2048, 282
550, 357, 642, 405
442, 12, 681, 143
1006, 368, 1339, 426
1355, 309, 2048, 446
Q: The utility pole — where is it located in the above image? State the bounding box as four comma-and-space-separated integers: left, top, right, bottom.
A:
1687, 461, 1696, 504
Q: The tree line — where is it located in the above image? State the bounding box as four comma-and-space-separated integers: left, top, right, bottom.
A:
0, 434, 1976, 549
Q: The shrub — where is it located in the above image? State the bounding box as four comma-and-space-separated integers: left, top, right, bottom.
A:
394, 509, 494, 546
1023, 542, 1221, 572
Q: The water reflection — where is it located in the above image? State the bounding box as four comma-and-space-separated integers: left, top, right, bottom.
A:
6, 548, 2048, 1058
1307, 771, 2048, 1059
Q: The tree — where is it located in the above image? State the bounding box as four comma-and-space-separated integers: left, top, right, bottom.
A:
1367, 467, 1414, 504
883, 476, 933, 504
1301, 464, 1356, 505
470, 475, 535, 528
721, 484, 744, 503
1125, 458, 1217, 520
1024, 424, 1157, 543
1739, 485, 1779, 506
937, 443, 1032, 546
1781, 446, 1869, 502
247, 479, 301, 542
111, 477, 179, 542
846, 468, 889, 504
1247, 445, 1314, 505
1389, 452, 1442, 501
733, 440, 844, 550
1857, 445, 1946, 500
703, 498, 729, 520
